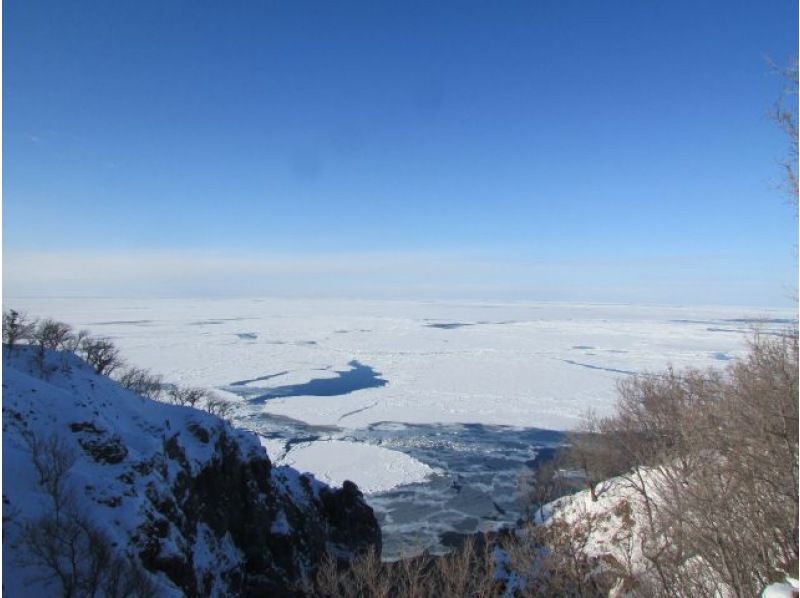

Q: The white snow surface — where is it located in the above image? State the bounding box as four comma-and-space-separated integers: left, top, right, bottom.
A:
763, 579, 800, 598
7, 297, 791, 431
6, 297, 793, 497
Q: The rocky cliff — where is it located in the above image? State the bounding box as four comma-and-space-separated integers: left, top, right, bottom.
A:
2, 345, 380, 597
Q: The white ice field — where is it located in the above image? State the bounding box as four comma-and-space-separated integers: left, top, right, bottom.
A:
6, 297, 794, 556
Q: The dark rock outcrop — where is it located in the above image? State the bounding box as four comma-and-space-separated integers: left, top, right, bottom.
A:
320, 480, 382, 558
134, 426, 382, 597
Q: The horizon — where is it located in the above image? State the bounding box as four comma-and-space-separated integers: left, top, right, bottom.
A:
3, 248, 797, 306
4, 1, 798, 306
5, 295, 797, 318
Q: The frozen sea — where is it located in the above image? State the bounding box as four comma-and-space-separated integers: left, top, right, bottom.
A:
7, 297, 794, 557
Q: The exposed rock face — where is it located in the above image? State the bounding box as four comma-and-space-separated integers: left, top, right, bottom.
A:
3, 346, 381, 597
139, 428, 381, 596
320, 480, 382, 557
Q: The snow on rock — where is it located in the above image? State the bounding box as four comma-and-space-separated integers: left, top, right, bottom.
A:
763, 579, 800, 598
275, 439, 438, 494
542, 471, 794, 597
536, 473, 653, 594
2, 345, 381, 597
258, 435, 288, 462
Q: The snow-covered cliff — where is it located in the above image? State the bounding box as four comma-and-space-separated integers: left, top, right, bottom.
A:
2, 345, 381, 596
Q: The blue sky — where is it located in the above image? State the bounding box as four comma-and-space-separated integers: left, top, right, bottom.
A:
4, 0, 798, 304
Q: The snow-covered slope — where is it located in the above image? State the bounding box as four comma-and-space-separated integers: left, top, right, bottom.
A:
541, 472, 798, 597
539, 472, 664, 595
2, 345, 381, 596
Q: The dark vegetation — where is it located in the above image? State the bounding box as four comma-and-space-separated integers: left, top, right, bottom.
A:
561, 329, 799, 596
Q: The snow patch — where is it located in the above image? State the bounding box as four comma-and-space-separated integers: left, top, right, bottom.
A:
763, 578, 800, 598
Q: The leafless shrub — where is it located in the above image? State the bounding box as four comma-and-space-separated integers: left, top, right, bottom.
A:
29, 319, 75, 374
80, 337, 124, 376
311, 519, 620, 597
432, 536, 498, 598
670, 329, 799, 595
503, 518, 610, 597
165, 385, 207, 408
164, 386, 236, 420
518, 458, 573, 521
559, 330, 799, 596
34, 319, 75, 352
769, 59, 799, 204
17, 506, 158, 598
205, 395, 235, 420
12, 430, 158, 597
312, 552, 344, 596
20, 430, 77, 518
312, 549, 388, 597
564, 410, 630, 502
117, 367, 164, 400
350, 547, 391, 598
312, 536, 502, 597
3, 309, 35, 348
392, 548, 432, 598
62, 328, 90, 354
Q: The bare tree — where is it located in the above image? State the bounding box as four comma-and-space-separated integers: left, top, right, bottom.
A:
770, 59, 799, 205
20, 430, 76, 520
313, 534, 504, 597
563, 408, 635, 502
63, 329, 90, 354
165, 385, 207, 408
117, 367, 164, 400
80, 337, 124, 376
503, 516, 613, 597
558, 330, 799, 596
432, 536, 497, 598
12, 430, 158, 597
34, 319, 75, 352
205, 394, 235, 420
518, 458, 570, 520
31, 319, 76, 374
393, 547, 433, 598
3, 309, 35, 348
350, 547, 391, 598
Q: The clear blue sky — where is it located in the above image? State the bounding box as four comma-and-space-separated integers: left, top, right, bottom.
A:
4, 0, 798, 304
